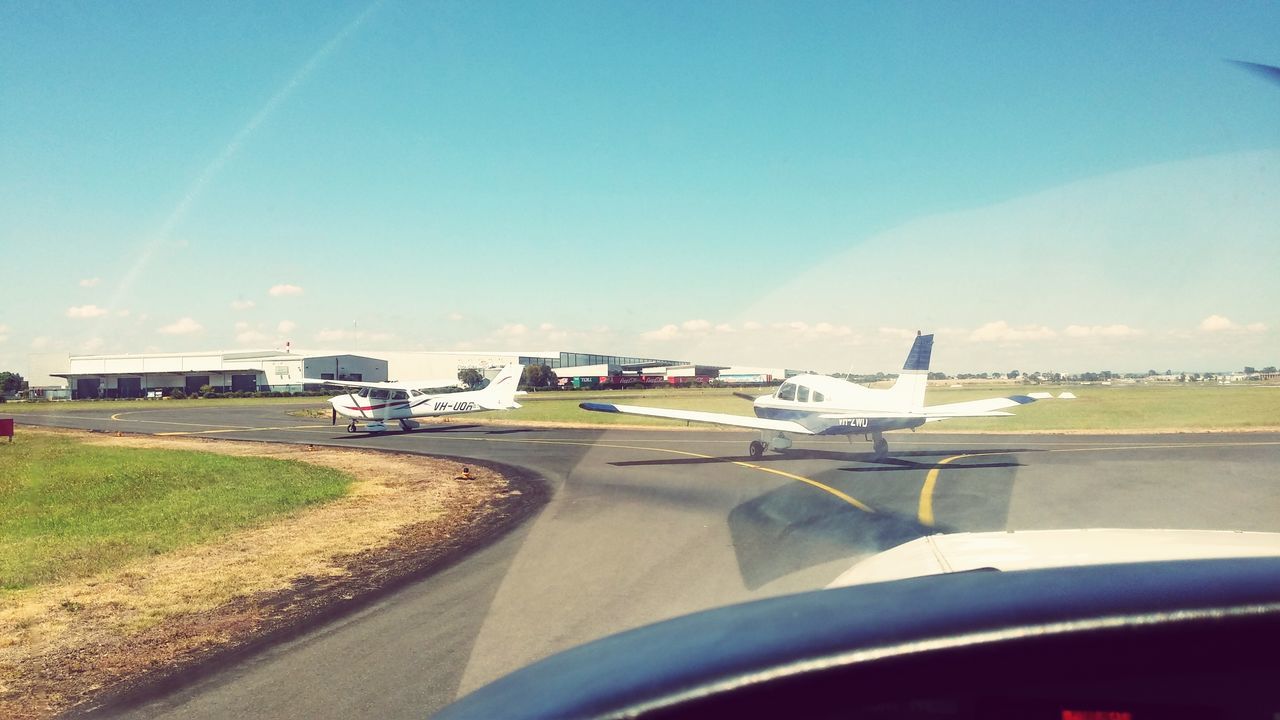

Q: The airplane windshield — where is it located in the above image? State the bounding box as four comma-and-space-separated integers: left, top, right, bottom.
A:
6, 5, 1277, 719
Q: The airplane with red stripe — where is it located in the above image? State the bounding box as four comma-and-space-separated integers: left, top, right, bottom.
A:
306, 364, 525, 433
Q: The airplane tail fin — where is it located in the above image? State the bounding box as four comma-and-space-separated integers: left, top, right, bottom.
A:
885, 332, 933, 411
477, 364, 524, 409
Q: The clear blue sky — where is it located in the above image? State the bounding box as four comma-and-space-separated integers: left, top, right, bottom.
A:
2, 1, 1277, 374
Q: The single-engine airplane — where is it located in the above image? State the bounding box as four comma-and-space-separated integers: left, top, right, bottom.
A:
580, 333, 1039, 458
307, 364, 525, 433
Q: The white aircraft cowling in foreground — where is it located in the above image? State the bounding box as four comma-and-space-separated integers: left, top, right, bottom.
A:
306, 364, 525, 433
580, 333, 1041, 458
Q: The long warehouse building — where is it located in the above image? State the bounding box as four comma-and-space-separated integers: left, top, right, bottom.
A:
26, 349, 792, 399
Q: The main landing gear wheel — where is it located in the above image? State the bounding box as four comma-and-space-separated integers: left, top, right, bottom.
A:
400, 419, 412, 432
872, 435, 888, 459
346, 421, 357, 433
748, 440, 766, 458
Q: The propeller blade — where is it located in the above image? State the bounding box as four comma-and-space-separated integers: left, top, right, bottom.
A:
332, 407, 337, 425
732, 392, 758, 402
1230, 60, 1280, 88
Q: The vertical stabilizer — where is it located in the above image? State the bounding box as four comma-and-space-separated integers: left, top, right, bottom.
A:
478, 364, 524, 409
885, 332, 933, 410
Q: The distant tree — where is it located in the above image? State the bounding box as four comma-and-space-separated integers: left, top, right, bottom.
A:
1147, 369, 1157, 376
1007, 370, 1020, 380
927, 372, 947, 380
521, 364, 557, 389
1244, 366, 1258, 375
0, 371, 25, 395
457, 368, 484, 388
1264, 366, 1277, 374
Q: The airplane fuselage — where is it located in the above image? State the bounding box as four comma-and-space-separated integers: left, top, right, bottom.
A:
751, 373, 928, 436
331, 388, 492, 421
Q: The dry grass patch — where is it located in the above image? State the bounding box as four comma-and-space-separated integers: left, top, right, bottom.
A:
0, 429, 520, 720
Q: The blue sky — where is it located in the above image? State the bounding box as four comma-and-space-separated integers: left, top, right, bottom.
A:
2, 1, 1277, 374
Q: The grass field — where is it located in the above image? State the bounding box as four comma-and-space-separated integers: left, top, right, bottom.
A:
0, 395, 322, 414
457, 384, 1280, 432
0, 431, 352, 591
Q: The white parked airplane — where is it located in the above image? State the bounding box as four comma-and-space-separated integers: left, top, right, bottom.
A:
307, 364, 525, 433
580, 333, 1039, 458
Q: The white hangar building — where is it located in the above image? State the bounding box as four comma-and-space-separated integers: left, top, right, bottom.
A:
28, 350, 387, 399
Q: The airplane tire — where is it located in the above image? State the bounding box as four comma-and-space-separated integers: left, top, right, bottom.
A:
873, 436, 888, 458
749, 440, 765, 458
347, 422, 356, 433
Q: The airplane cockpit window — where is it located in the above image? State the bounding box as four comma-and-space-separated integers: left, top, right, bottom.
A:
409, 390, 421, 397
355, 388, 369, 398
777, 383, 797, 401
813, 391, 825, 403
391, 391, 408, 401
369, 389, 390, 400
797, 385, 810, 402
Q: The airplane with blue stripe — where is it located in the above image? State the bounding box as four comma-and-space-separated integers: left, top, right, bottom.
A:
580, 333, 1038, 458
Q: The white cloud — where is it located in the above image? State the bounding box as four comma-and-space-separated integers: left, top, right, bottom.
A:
743, 321, 762, 331
640, 318, 735, 341
1063, 324, 1141, 338
447, 312, 464, 321
641, 324, 681, 341
968, 321, 1057, 343
681, 319, 712, 333
66, 304, 109, 319
157, 317, 203, 335
0, 324, 8, 343
277, 320, 296, 334
539, 322, 556, 331
79, 277, 101, 288
30, 336, 50, 350
81, 337, 105, 352
1198, 315, 1266, 333
115, 309, 130, 318
268, 284, 304, 297
230, 299, 256, 311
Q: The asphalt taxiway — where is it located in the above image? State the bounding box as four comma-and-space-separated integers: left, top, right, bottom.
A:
14, 405, 1280, 718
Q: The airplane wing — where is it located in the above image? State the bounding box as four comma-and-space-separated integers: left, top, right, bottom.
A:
579, 402, 814, 434
919, 394, 1037, 417
303, 377, 461, 391
818, 395, 1037, 421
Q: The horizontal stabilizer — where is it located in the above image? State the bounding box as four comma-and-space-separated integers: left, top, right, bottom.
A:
580, 402, 813, 434
920, 395, 1038, 417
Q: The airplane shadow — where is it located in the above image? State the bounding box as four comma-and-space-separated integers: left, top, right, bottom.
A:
610, 447, 1038, 472
323, 424, 547, 441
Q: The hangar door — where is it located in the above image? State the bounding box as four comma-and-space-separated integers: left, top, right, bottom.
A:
117, 377, 143, 399
231, 374, 257, 393
76, 378, 100, 399
185, 375, 211, 394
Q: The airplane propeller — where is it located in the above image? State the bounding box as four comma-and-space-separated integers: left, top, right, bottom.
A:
733, 392, 758, 402
1230, 60, 1280, 88
332, 407, 337, 425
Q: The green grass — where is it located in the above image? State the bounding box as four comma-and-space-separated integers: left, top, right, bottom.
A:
461, 384, 1280, 432
0, 396, 325, 414
0, 432, 352, 591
